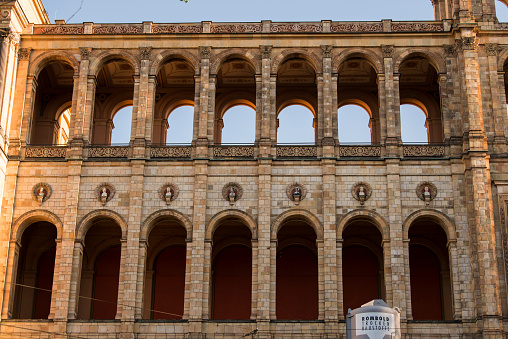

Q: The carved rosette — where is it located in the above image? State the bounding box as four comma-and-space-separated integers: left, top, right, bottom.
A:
32, 183, 52, 205
351, 182, 372, 206
158, 183, 179, 206
222, 182, 243, 205
95, 183, 115, 206
286, 182, 307, 205
416, 182, 437, 205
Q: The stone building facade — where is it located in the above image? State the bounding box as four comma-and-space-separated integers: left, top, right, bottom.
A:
0, 0, 508, 338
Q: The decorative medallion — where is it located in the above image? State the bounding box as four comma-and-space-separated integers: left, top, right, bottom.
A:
95, 183, 115, 206
32, 183, 52, 205
222, 182, 243, 206
158, 183, 179, 206
351, 182, 372, 206
286, 182, 307, 205
416, 181, 437, 206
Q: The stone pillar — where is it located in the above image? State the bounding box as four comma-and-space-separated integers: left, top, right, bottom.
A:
256, 159, 271, 338
320, 45, 335, 155
336, 239, 344, 319
321, 159, 339, 333
81, 74, 97, 146
195, 47, 213, 156
67, 241, 83, 319
131, 47, 151, 157
258, 46, 273, 156
135, 240, 147, 319
1, 239, 19, 319
0, 31, 19, 142
381, 45, 401, 157
458, 32, 503, 337
187, 160, 208, 335
484, 44, 507, 154
443, 44, 463, 155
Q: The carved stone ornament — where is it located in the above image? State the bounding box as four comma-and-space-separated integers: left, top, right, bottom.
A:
95, 183, 115, 206
199, 46, 211, 59
222, 182, 243, 206
443, 44, 457, 57
158, 183, 179, 206
330, 23, 382, 33
152, 24, 202, 34
486, 43, 498, 56
140, 47, 152, 60
351, 182, 372, 206
416, 181, 437, 206
18, 48, 30, 61
32, 183, 52, 205
79, 47, 91, 60
7, 32, 19, 46
459, 37, 476, 51
381, 45, 394, 58
321, 45, 333, 58
260, 45, 272, 59
286, 182, 307, 205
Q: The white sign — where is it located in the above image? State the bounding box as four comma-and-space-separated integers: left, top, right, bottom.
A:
355, 312, 395, 339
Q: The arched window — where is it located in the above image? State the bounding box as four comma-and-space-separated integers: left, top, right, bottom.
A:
408, 219, 453, 320
211, 219, 252, 320
214, 58, 256, 144
277, 56, 318, 144
166, 106, 194, 144
277, 105, 315, 144
111, 106, 133, 144
221, 105, 256, 144
400, 104, 428, 143
399, 56, 443, 143
154, 58, 195, 144
77, 220, 122, 320
92, 58, 135, 145
338, 104, 372, 144
341, 220, 384, 316
497, 0, 508, 22
276, 219, 318, 320
30, 61, 74, 145
12, 222, 57, 319
337, 57, 380, 144
144, 219, 187, 320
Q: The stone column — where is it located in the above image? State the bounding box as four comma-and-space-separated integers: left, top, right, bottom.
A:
458, 32, 503, 337
81, 74, 97, 146
484, 44, 507, 154
130, 47, 151, 157
443, 44, 463, 155
258, 46, 273, 154
1, 239, 19, 319
381, 45, 401, 157
0, 31, 19, 142
67, 241, 84, 319
256, 159, 272, 338
321, 159, 339, 333
195, 47, 213, 157
135, 240, 147, 319
320, 45, 336, 156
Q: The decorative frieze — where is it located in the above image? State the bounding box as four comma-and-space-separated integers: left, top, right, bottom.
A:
152, 24, 202, 34
403, 145, 445, 157
276, 146, 317, 158
339, 145, 381, 157
391, 22, 444, 32
330, 23, 382, 32
88, 146, 129, 158
25, 146, 66, 158
35, 25, 84, 34
270, 23, 322, 33
211, 23, 262, 33
150, 146, 191, 158
92, 24, 143, 34
213, 146, 254, 158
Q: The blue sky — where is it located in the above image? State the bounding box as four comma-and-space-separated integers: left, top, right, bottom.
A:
40, 0, 508, 145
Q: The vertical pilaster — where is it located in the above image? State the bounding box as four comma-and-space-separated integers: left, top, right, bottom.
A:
459, 32, 503, 337
131, 47, 151, 156
258, 45, 273, 157
381, 45, 401, 157
320, 45, 335, 157
196, 47, 212, 156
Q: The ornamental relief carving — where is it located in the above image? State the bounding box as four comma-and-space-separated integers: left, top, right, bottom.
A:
140, 47, 152, 60
443, 44, 457, 57
403, 145, 445, 157
276, 146, 317, 157
38, 26, 84, 34
213, 146, 254, 158
339, 146, 381, 157
18, 48, 30, 61
152, 24, 202, 34
150, 146, 191, 158
321, 45, 333, 58
331, 23, 382, 32
270, 24, 322, 33
93, 25, 143, 34
351, 182, 372, 205
199, 46, 212, 59
25, 146, 67, 158
32, 183, 52, 205
286, 182, 307, 205
211, 24, 262, 33
80, 47, 92, 60
416, 181, 437, 205
485, 43, 498, 56
88, 146, 129, 158
391, 23, 444, 32
260, 45, 272, 59
381, 45, 394, 58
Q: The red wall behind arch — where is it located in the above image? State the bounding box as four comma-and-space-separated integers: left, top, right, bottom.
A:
92, 246, 121, 319
34, 247, 56, 319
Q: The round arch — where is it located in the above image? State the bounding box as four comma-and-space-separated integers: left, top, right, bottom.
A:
394, 49, 446, 74
12, 210, 63, 243
150, 50, 200, 76
337, 98, 374, 117
271, 49, 322, 75
28, 50, 80, 77
210, 49, 261, 75
333, 49, 383, 74
271, 209, 323, 241
402, 209, 456, 242
497, 46, 508, 72
217, 96, 257, 119
277, 97, 317, 116
206, 209, 257, 241
88, 50, 140, 76
76, 209, 128, 241
337, 209, 389, 241
140, 209, 193, 242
